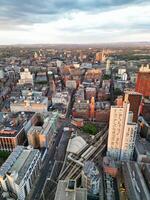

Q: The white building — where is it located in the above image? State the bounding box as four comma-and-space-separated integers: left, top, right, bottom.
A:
121, 72, 128, 81
106, 59, 111, 75
52, 91, 70, 106
66, 80, 77, 89
18, 68, 33, 85
56, 60, 63, 68
10, 90, 48, 113
139, 64, 150, 72
107, 100, 138, 161
0, 69, 5, 79
0, 146, 41, 200
118, 68, 126, 75
73, 63, 80, 68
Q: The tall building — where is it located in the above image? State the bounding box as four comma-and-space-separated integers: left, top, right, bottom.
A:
107, 99, 138, 161
0, 69, 5, 79
18, 68, 33, 85
0, 146, 41, 200
136, 64, 150, 97
106, 59, 111, 75
124, 91, 143, 122
90, 97, 95, 120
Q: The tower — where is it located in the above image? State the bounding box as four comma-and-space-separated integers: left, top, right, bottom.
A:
34, 52, 38, 59
135, 64, 150, 97
90, 97, 95, 120
107, 100, 138, 161
124, 91, 143, 122
106, 59, 111, 75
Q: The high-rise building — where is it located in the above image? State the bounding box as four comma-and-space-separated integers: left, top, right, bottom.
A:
124, 91, 143, 122
0, 69, 5, 79
107, 99, 138, 161
135, 64, 150, 97
106, 59, 111, 75
90, 97, 95, 120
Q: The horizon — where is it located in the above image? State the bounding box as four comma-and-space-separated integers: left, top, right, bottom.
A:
1, 41, 150, 47
0, 0, 150, 44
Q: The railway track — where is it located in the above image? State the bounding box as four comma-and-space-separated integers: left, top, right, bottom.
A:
59, 128, 108, 180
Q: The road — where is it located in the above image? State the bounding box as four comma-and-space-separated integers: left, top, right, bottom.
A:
26, 120, 70, 200
27, 84, 76, 200
65, 88, 77, 119
110, 68, 115, 105
41, 127, 71, 200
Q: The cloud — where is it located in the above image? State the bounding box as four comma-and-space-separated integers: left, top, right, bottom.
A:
0, 0, 148, 27
0, 0, 149, 44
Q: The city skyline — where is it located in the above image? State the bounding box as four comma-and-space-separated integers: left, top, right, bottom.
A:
0, 0, 150, 44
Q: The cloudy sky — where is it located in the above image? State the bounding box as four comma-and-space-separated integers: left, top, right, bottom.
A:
0, 0, 150, 44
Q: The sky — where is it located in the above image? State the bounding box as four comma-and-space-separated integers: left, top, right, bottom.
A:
0, 0, 150, 44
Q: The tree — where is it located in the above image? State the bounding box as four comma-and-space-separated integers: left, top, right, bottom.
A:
82, 123, 97, 135
114, 88, 122, 96
103, 74, 111, 80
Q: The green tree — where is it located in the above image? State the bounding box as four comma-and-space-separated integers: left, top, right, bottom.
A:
114, 88, 122, 96
82, 123, 97, 135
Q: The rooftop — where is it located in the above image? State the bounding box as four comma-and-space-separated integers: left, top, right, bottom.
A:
0, 146, 40, 185
54, 180, 87, 200
15, 148, 39, 185
0, 146, 23, 178
67, 136, 87, 155
27, 112, 59, 136
135, 138, 150, 156
0, 112, 34, 137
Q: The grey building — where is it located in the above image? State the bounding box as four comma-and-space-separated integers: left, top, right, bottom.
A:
55, 180, 87, 200
0, 146, 41, 200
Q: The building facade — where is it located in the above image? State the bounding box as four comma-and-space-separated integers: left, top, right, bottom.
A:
124, 91, 143, 122
18, 68, 33, 85
10, 90, 48, 113
107, 101, 138, 161
135, 64, 150, 97
27, 112, 59, 149
0, 112, 34, 151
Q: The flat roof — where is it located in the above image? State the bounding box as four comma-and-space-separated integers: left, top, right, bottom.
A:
0, 112, 34, 137
16, 149, 39, 185
135, 138, 150, 155
10, 150, 30, 173
0, 146, 24, 177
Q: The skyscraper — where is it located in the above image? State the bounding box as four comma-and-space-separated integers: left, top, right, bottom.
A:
107, 99, 138, 161
124, 91, 142, 122
136, 64, 150, 97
